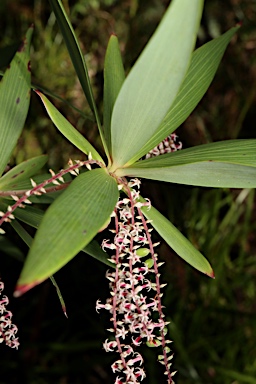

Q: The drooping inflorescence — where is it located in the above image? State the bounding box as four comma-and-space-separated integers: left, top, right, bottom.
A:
145, 133, 182, 159
0, 280, 19, 349
0, 157, 103, 232
96, 178, 176, 384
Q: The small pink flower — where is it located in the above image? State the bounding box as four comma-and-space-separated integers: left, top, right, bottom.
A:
103, 339, 117, 352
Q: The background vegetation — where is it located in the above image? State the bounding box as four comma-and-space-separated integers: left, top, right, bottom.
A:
0, 0, 255, 383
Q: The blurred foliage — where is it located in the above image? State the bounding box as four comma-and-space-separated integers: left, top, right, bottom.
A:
0, 0, 256, 383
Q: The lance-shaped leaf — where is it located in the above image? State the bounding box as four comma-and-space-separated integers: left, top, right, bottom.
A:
48, 0, 109, 159
7, 202, 113, 268
139, 197, 214, 277
0, 26, 33, 177
15, 206, 113, 267
126, 26, 240, 164
32, 83, 94, 121
110, 0, 203, 169
0, 155, 48, 190
117, 139, 256, 188
36, 91, 104, 163
15, 168, 119, 295
103, 35, 125, 158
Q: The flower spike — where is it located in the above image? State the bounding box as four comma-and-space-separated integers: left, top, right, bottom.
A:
0, 280, 19, 349
96, 178, 175, 383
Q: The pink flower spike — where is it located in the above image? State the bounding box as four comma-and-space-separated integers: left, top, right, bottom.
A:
96, 177, 175, 382
0, 280, 19, 349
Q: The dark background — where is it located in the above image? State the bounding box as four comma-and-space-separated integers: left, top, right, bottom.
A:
0, 1, 256, 383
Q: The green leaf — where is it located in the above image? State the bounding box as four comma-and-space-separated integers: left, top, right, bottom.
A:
127, 26, 240, 163
139, 197, 214, 277
48, 0, 109, 159
10, 202, 113, 268
110, 0, 203, 169
0, 155, 48, 190
48, 0, 94, 112
0, 73, 94, 122
103, 35, 125, 158
117, 139, 256, 188
0, 26, 33, 177
15, 168, 119, 294
32, 82, 94, 121
35, 91, 104, 163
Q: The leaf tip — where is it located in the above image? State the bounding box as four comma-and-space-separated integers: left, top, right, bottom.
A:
206, 269, 215, 279
13, 280, 41, 297
63, 307, 68, 318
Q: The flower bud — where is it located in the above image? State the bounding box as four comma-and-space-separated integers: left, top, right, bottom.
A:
136, 248, 150, 257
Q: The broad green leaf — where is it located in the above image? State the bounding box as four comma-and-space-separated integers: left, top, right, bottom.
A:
121, 139, 256, 167
15, 168, 119, 294
48, 0, 109, 159
110, 0, 203, 169
36, 91, 104, 163
0, 26, 33, 176
139, 197, 214, 277
117, 139, 256, 188
127, 26, 240, 164
103, 35, 125, 158
15, 206, 113, 267
9, 203, 113, 267
0, 155, 48, 190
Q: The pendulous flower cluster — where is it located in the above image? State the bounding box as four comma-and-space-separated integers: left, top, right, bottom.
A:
0, 280, 19, 349
0, 156, 103, 232
96, 179, 176, 384
145, 133, 182, 159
